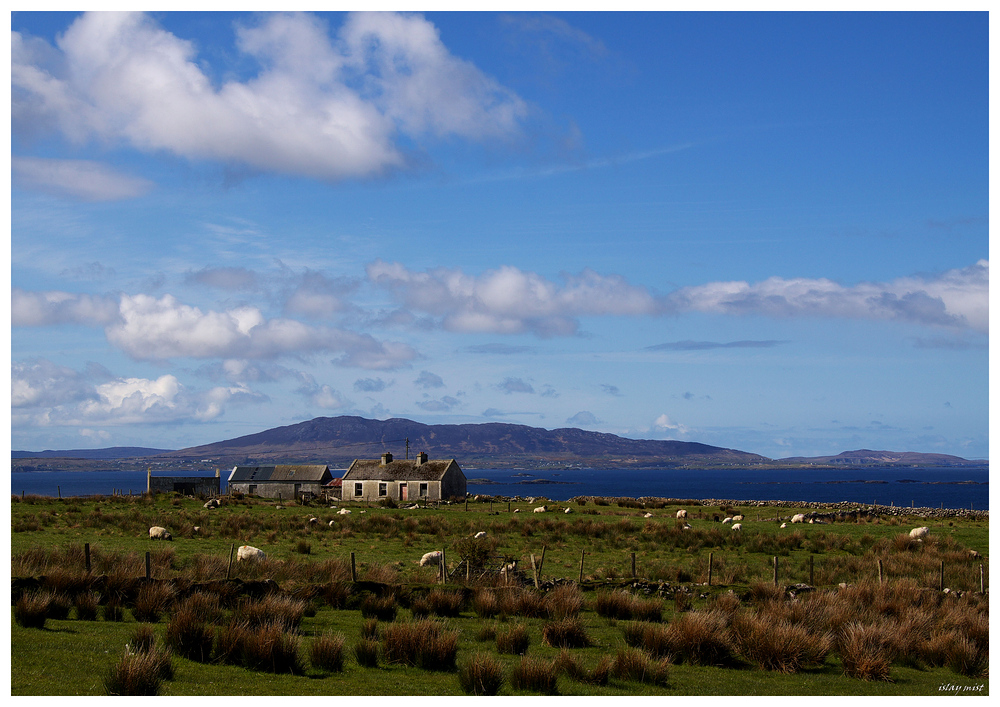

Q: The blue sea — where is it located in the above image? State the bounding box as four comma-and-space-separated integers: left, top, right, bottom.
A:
9, 466, 989, 510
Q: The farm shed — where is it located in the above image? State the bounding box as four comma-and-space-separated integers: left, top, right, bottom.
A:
227, 464, 333, 500
342, 452, 466, 502
147, 468, 221, 496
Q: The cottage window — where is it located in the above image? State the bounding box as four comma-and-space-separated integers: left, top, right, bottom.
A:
419, 483, 428, 497
354, 482, 363, 497
248, 485, 257, 495
378, 483, 387, 497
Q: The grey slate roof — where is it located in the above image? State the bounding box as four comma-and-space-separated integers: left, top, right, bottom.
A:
342, 459, 462, 482
228, 464, 332, 483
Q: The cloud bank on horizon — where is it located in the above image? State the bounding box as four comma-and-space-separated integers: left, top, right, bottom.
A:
9, 11, 988, 460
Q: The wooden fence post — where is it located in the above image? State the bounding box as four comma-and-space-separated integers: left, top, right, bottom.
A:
530, 554, 539, 589
85, 543, 91, 573
351, 552, 357, 582
773, 556, 778, 586
227, 544, 235, 579
708, 552, 713, 587
441, 549, 447, 584
57, 486, 61, 499
939, 560, 945, 591
579, 550, 585, 583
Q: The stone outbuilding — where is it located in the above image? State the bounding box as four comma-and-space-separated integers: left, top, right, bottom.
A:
147, 468, 221, 496
227, 464, 334, 500
341, 452, 466, 502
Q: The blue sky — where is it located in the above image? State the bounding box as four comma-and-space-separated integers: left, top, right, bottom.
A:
8, 10, 989, 460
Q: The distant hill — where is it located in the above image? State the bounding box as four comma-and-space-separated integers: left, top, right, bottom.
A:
778, 449, 986, 467
155, 415, 769, 469
11, 447, 172, 460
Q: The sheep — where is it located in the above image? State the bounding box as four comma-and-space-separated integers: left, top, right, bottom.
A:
203, 499, 220, 510
328, 520, 336, 527
533, 506, 547, 513
337, 508, 351, 515
967, 549, 982, 560
731, 523, 742, 531
237, 545, 266, 562
193, 526, 201, 534
790, 514, 806, 524
722, 517, 733, 524
420, 550, 443, 567
676, 509, 688, 519
643, 512, 654, 518
149, 526, 172, 541
731, 514, 744, 522
780, 523, 788, 528
308, 517, 318, 525
500, 560, 519, 579
563, 507, 573, 514
681, 523, 692, 530
474, 531, 487, 539
909, 527, 930, 540
513, 508, 521, 513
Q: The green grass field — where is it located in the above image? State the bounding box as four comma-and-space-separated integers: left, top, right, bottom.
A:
10, 492, 990, 695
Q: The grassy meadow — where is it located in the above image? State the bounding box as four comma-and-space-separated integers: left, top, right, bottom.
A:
10, 491, 989, 695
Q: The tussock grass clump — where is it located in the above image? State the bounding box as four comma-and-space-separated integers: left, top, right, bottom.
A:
233, 595, 306, 631
623, 621, 672, 659
133, 582, 175, 623
426, 588, 464, 617
836, 622, 895, 681
944, 635, 988, 678
165, 606, 214, 662
496, 623, 530, 655
128, 624, 157, 654
46, 592, 73, 620
473, 588, 499, 618
295, 540, 311, 555
360, 594, 398, 622
458, 653, 506, 696
360, 617, 380, 640
103, 601, 126, 622
14, 590, 52, 629
216, 620, 305, 674
544, 584, 584, 619
541, 616, 592, 649
497, 587, 547, 618
74, 591, 101, 621
554, 650, 611, 686
509, 656, 558, 695
611, 647, 670, 686
592, 588, 660, 621
663, 610, 736, 666
320, 581, 350, 609
104, 649, 169, 696
309, 632, 346, 673
353, 638, 380, 668
381, 620, 459, 671
730, 612, 830, 673
176, 591, 224, 625
410, 596, 431, 619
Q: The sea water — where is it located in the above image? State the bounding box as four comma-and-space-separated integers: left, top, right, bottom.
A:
9, 466, 989, 509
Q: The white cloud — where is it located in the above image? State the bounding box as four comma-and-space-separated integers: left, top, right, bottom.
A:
12, 11, 527, 181
654, 414, 690, 437
12, 157, 154, 201
367, 260, 662, 336
665, 260, 989, 333
12, 288, 120, 327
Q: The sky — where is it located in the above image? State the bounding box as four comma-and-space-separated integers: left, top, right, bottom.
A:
7, 9, 990, 460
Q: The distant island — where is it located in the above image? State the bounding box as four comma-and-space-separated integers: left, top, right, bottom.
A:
11, 415, 987, 472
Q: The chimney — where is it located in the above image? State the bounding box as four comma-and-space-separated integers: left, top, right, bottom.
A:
416, 452, 428, 466
381, 452, 393, 466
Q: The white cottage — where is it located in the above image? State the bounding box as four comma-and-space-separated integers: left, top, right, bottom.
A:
341, 452, 466, 502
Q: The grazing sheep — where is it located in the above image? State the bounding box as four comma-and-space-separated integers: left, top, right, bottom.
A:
780, 523, 788, 528
910, 527, 930, 540
533, 506, 547, 513
193, 526, 201, 534
643, 512, 654, 518
237, 545, 265, 562
731, 514, 744, 522
731, 523, 742, 531
790, 514, 806, 524
337, 508, 351, 515
676, 509, 688, 519
967, 549, 982, 560
563, 507, 572, 514
149, 526, 172, 541
681, 523, 692, 530
474, 531, 487, 539
420, 550, 443, 567
308, 517, 318, 525
722, 517, 733, 524
328, 520, 336, 527
513, 508, 521, 513
809, 518, 827, 524
203, 499, 219, 510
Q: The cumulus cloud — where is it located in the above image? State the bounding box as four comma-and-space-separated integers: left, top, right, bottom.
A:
415, 370, 445, 389
654, 414, 690, 437
282, 271, 359, 319
367, 260, 662, 336
12, 358, 265, 427
12, 156, 154, 201
12, 288, 120, 327
416, 395, 461, 412
499, 377, 534, 394
12, 11, 526, 181
663, 260, 989, 333
354, 377, 392, 392
566, 411, 601, 426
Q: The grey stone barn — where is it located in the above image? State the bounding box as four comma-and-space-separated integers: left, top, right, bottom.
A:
341, 452, 466, 502
227, 464, 333, 500
147, 468, 221, 496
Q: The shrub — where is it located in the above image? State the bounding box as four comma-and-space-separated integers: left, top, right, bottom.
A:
837, 622, 895, 681
509, 656, 558, 695
310, 632, 346, 673
496, 623, 530, 655
361, 594, 398, 622
354, 638, 380, 668
104, 648, 172, 695
458, 653, 506, 696
164, 607, 214, 662
14, 591, 52, 629
541, 617, 592, 649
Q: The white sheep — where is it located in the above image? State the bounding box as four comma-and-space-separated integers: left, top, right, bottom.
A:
474, 531, 487, 539
337, 508, 351, 515
563, 507, 573, 514
780, 522, 788, 528
909, 526, 930, 540
732, 514, 744, 522
420, 550, 443, 567
328, 520, 336, 527
731, 523, 742, 531
203, 499, 219, 509
533, 506, 547, 513
193, 526, 201, 534
500, 560, 519, 579
149, 526, 172, 541
308, 517, 318, 525
722, 517, 733, 524
643, 512, 654, 518
681, 523, 692, 530
676, 509, 687, 519
237, 545, 266, 562
513, 508, 521, 513
790, 514, 806, 524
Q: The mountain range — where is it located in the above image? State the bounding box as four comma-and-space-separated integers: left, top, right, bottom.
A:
11, 416, 987, 470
